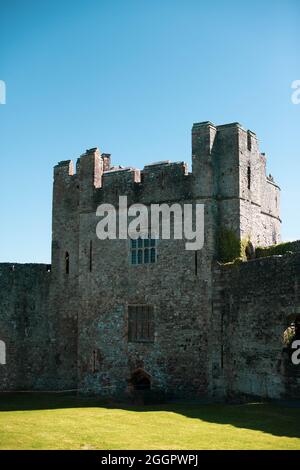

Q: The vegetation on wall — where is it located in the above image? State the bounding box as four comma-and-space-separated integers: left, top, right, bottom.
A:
256, 240, 300, 258
283, 325, 296, 347
217, 228, 251, 264
218, 231, 300, 264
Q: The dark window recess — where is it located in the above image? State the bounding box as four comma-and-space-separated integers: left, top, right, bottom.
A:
221, 309, 224, 369
247, 132, 252, 151
89, 240, 93, 272
130, 236, 157, 265
65, 251, 70, 274
247, 165, 251, 190
92, 349, 98, 373
128, 305, 154, 342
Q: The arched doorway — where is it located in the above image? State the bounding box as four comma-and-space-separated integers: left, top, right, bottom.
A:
129, 368, 151, 391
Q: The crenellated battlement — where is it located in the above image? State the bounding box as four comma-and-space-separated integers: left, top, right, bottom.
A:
94, 160, 191, 206
52, 121, 281, 249
53, 122, 279, 201
1, 120, 296, 401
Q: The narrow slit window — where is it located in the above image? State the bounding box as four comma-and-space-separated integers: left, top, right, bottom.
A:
89, 240, 93, 272
65, 251, 70, 274
247, 132, 252, 151
247, 165, 251, 190
92, 349, 100, 373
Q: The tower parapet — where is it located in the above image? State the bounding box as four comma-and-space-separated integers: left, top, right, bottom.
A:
51, 121, 281, 272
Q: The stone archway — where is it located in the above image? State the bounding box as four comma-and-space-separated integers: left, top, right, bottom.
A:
129, 368, 151, 391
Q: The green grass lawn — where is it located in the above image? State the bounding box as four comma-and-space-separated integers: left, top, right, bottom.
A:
0, 393, 299, 450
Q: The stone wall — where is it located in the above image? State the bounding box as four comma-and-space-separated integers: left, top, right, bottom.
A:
51, 159, 79, 390
77, 210, 214, 398
50, 121, 284, 399
0, 263, 51, 390
0, 263, 77, 391
212, 253, 300, 399
1, 121, 290, 400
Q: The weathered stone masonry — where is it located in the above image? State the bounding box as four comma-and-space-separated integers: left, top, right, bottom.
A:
0, 121, 299, 399
0, 263, 77, 390
212, 254, 300, 399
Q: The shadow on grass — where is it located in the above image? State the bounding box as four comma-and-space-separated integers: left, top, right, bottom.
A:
0, 392, 300, 440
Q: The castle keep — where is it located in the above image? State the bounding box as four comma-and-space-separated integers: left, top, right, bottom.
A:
0, 121, 299, 400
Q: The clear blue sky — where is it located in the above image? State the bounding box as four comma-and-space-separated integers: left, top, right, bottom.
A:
0, 0, 299, 263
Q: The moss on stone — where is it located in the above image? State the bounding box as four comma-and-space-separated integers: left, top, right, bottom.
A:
218, 228, 240, 263
256, 240, 300, 258
218, 228, 250, 263
217, 227, 254, 264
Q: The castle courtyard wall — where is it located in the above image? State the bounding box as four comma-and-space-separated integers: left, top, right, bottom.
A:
212, 253, 300, 399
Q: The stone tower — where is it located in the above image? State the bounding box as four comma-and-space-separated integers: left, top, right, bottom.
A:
1, 121, 291, 400
48, 121, 281, 397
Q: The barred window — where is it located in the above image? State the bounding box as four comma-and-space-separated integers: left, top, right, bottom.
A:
130, 236, 157, 265
128, 305, 154, 342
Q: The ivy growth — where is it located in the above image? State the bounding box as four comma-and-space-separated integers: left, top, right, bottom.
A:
217, 228, 251, 263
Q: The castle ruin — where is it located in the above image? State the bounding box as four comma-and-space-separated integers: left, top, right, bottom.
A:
0, 121, 299, 400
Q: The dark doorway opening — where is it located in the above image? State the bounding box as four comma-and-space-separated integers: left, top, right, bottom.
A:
129, 368, 151, 391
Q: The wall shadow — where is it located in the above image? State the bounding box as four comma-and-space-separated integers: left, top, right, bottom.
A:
0, 393, 300, 440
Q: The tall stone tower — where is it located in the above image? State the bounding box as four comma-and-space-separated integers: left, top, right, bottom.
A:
49, 121, 281, 397
192, 121, 280, 260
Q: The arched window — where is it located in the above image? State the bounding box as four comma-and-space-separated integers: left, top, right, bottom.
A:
130, 236, 157, 265
65, 251, 70, 274
0, 340, 6, 365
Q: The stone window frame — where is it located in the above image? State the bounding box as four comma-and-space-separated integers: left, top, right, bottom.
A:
127, 304, 155, 343
129, 233, 158, 266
